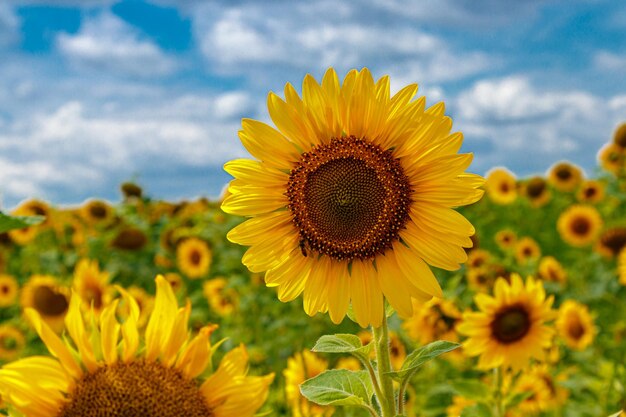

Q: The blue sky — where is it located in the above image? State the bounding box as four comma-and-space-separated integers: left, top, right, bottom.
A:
1, 0, 625, 209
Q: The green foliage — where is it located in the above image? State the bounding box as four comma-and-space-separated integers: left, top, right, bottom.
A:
0, 212, 44, 233
300, 369, 374, 409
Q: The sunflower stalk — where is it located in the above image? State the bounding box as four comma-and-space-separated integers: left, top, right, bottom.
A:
372, 310, 397, 417
493, 366, 504, 417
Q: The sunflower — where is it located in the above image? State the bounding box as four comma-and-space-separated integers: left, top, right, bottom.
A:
596, 227, 626, 258
485, 167, 517, 205
619, 249, 626, 286
203, 277, 238, 317
284, 350, 332, 417
598, 143, 624, 175
0, 276, 274, 417
458, 275, 555, 370
521, 176, 551, 207
403, 297, 461, 345
537, 256, 567, 284
548, 161, 583, 192
118, 286, 154, 328
388, 331, 407, 370
557, 205, 603, 247
514, 237, 541, 265
72, 259, 112, 315
20, 275, 70, 333
176, 237, 212, 279
0, 274, 18, 307
222, 68, 483, 327
0, 325, 26, 361
494, 229, 517, 250
466, 267, 496, 293
80, 199, 114, 226
111, 227, 148, 251
163, 272, 183, 293
576, 179, 605, 204
556, 300, 595, 350
7, 203, 42, 245
467, 249, 491, 269
513, 371, 552, 414
613, 122, 626, 149
528, 364, 568, 409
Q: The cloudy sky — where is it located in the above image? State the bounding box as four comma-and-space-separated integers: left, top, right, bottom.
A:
1, 0, 625, 209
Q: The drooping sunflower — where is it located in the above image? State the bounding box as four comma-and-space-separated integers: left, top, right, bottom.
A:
458, 274, 555, 370
514, 236, 541, 265
548, 161, 583, 192
537, 256, 567, 284
0, 324, 26, 361
284, 350, 332, 417
485, 167, 517, 205
0, 274, 18, 307
556, 300, 595, 350
72, 259, 113, 316
0, 276, 274, 417
20, 275, 70, 333
596, 227, 626, 258
222, 68, 483, 327
521, 176, 551, 207
176, 237, 212, 279
557, 205, 603, 247
576, 179, 605, 204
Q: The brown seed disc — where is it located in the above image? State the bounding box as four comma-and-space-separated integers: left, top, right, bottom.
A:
491, 304, 531, 344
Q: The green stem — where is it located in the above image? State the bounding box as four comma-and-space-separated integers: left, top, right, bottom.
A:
362, 358, 385, 412
493, 367, 504, 417
372, 310, 397, 417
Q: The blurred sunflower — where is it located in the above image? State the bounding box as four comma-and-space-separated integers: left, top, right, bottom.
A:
537, 256, 567, 284
548, 161, 583, 192
513, 371, 552, 414
529, 364, 568, 409
446, 396, 475, 417
403, 298, 461, 345
0, 325, 26, 361
596, 227, 626, 258
494, 229, 517, 250
111, 227, 148, 251
521, 176, 551, 207
20, 275, 69, 333
163, 272, 183, 293
467, 249, 491, 269
176, 237, 212, 279
72, 259, 112, 316
80, 199, 115, 226
203, 277, 238, 317
458, 275, 555, 370
0, 274, 18, 307
557, 205, 603, 247
0, 276, 274, 417
485, 167, 517, 205
613, 122, 626, 149
466, 267, 495, 293
598, 143, 624, 175
118, 286, 154, 328
515, 237, 541, 265
576, 179, 605, 204
284, 350, 332, 417
619, 249, 626, 286
8, 202, 42, 245
388, 331, 407, 370
556, 300, 595, 350
222, 67, 483, 327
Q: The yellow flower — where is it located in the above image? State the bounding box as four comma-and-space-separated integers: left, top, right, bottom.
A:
20, 275, 70, 333
0, 324, 26, 361
613, 122, 626, 150
527, 364, 568, 408
163, 272, 183, 293
576, 179, 605, 204
403, 298, 461, 345
467, 249, 491, 270
619, 249, 626, 286
556, 300, 595, 350
557, 205, 603, 247
458, 275, 555, 370
335, 356, 361, 371
203, 277, 238, 317
0, 274, 19, 307
513, 371, 552, 413
521, 176, 551, 207
7, 202, 43, 245
466, 267, 496, 293
388, 331, 406, 371
514, 236, 541, 265
598, 143, 624, 175
118, 286, 154, 328
485, 167, 517, 205
537, 256, 567, 284
284, 350, 332, 417
0, 276, 274, 417
72, 259, 112, 316
596, 227, 626, 258
222, 67, 483, 327
176, 237, 212, 279
548, 161, 583, 192
494, 229, 517, 250
80, 199, 115, 226
110, 227, 148, 251
446, 396, 476, 417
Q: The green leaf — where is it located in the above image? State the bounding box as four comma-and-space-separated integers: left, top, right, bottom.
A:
386, 340, 460, 381
300, 369, 374, 408
311, 334, 372, 361
504, 391, 532, 409
460, 403, 493, 417
0, 212, 44, 233
451, 380, 491, 401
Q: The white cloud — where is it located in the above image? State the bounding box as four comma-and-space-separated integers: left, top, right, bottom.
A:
57, 13, 177, 77
0, 4, 19, 47
594, 50, 626, 72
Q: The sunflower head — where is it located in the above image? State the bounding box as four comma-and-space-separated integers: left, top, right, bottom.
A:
576, 179, 605, 204
111, 227, 148, 251
537, 256, 567, 284
494, 229, 517, 250
403, 297, 461, 345
72, 259, 112, 315
485, 167, 517, 205
556, 300, 595, 350
0, 324, 26, 361
222, 67, 483, 327
0, 276, 274, 417
20, 274, 70, 333
459, 274, 555, 370
522, 176, 550, 207
598, 143, 625, 175
121, 181, 143, 199
515, 237, 541, 265
548, 161, 583, 192
203, 277, 238, 317
596, 227, 626, 258
80, 199, 115, 226
613, 122, 626, 149
0, 274, 18, 307
557, 204, 603, 247
176, 237, 212, 279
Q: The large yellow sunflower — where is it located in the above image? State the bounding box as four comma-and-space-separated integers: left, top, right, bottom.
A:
557, 204, 603, 247
222, 68, 483, 327
458, 274, 555, 370
0, 276, 273, 417
556, 300, 595, 350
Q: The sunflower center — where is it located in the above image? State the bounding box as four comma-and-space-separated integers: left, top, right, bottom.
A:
555, 167, 572, 180
1, 284, 9, 294
189, 249, 202, 265
32, 286, 69, 316
491, 305, 531, 344
600, 228, 626, 256
89, 203, 107, 219
568, 319, 585, 340
287, 136, 412, 260
57, 360, 213, 417
526, 179, 546, 198
570, 216, 590, 236
583, 187, 597, 199
84, 284, 104, 310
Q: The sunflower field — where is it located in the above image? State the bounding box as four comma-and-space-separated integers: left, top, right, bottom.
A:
0, 69, 625, 417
